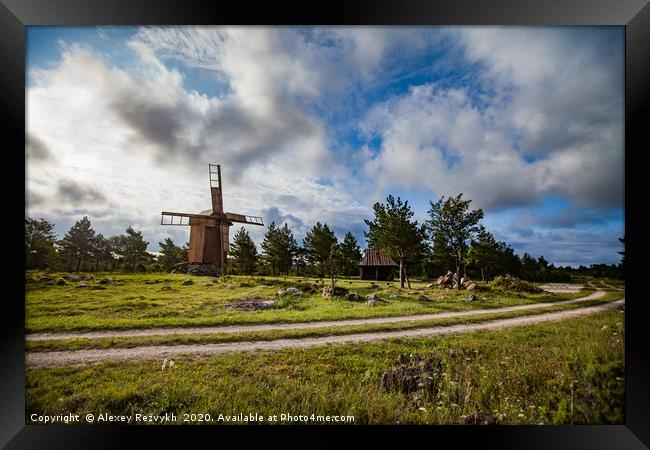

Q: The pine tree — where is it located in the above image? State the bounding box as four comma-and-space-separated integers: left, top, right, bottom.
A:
276, 223, 298, 275
110, 226, 150, 272
303, 222, 338, 277
339, 231, 362, 277
365, 195, 427, 288
229, 227, 258, 275
427, 194, 484, 290
25, 217, 58, 269
261, 222, 280, 276
262, 222, 298, 276
157, 237, 187, 271
58, 216, 96, 272
91, 233, 114, 272
467, 226, 498, 281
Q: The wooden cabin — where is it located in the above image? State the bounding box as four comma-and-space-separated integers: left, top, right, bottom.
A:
358, 248, 398, 280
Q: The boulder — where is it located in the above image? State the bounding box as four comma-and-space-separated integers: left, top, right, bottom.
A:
322, 285, 349, 297
366, 293, 379, 306
182, 262, 221, 277
426, 283, 434, 289
466, 283, 476, 291
228, 298, 276, 311
55, 278, 66, 286
66, 275, 80, 282
436, 276, 445, 285
460, 277, 466, 285
205, 283, 213, 287
370, 283, 379, 289
80, 274, 93, 281
279, 287, 303, 297
98, 278, 111, 285
75, 282, 88, 288
304, 284, 318, 293
181, 279, 194, 286
465, 293, 481, 302
161, 284, 173, 291
418, 295, 430, 302
91, 285, 107, 290
144, 280, 159, 285
345, 292, 361, 301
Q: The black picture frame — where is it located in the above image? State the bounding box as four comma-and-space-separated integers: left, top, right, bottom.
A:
3, 0, 648, 448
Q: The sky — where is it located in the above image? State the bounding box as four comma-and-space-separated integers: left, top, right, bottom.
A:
25, 26, 625, 267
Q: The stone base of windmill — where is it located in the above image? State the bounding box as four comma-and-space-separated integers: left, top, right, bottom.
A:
171, 262, 222, 277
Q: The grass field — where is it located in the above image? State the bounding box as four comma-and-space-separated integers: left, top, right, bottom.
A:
26, 293, 622, 352
26, 271, 596, 332
26, 308, 625, 425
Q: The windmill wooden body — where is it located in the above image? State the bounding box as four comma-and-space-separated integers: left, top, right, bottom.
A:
161, 164, 264, 275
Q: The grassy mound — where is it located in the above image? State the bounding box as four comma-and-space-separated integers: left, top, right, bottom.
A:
490, 275, 542, 293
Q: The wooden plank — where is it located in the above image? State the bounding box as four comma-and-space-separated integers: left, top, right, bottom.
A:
188, 220, 206, 263
202, 226, 220, 264
225, 212, 264, 225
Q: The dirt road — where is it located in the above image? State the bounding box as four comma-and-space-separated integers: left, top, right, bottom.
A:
27, 290, 608, 342
26, 296, 623, 368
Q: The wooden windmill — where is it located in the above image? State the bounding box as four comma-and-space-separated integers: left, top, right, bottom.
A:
161, 164, 264, 275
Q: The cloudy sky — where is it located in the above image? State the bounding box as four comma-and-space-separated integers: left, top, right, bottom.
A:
26, 26, 624, 267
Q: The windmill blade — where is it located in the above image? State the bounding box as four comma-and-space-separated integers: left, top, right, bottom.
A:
209, 164, 224, 214
225, 212, 264, 226
161, 211, 215, 226
221, 223, 230, 254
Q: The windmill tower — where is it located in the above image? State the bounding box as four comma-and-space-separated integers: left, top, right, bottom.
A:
161, 164, 264, 275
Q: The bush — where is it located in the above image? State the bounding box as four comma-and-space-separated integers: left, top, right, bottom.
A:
148, 263, 163, 272
491, 274, 542, 293
274, 295, 306, 311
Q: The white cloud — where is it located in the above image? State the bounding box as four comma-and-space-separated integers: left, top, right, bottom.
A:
26, 35, 368, 251
360, 27, 624, 211
25, 26, 624, 265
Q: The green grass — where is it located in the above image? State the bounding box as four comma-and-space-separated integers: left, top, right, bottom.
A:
26, 308, 625, 425
26, 271, 594, 333
26, 293, 623, 352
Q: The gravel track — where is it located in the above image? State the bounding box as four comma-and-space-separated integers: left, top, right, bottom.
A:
27, 290, 607, 341
26, 295, 623, 368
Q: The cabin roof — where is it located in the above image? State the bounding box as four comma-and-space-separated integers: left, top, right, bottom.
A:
358, 248, 398, 267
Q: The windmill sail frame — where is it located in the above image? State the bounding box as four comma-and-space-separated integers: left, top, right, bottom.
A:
160, 164, 264, 274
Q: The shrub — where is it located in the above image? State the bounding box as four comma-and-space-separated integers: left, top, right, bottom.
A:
490, 274, 542, 293
274, 295, 306, 311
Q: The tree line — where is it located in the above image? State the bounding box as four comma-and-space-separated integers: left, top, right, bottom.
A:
25, 216, 188, 273
25, 193, 624, 283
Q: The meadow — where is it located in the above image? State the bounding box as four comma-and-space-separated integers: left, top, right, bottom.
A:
25, 271, 625, 425
26, 309, 625, 425
26, 271, 601, 333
